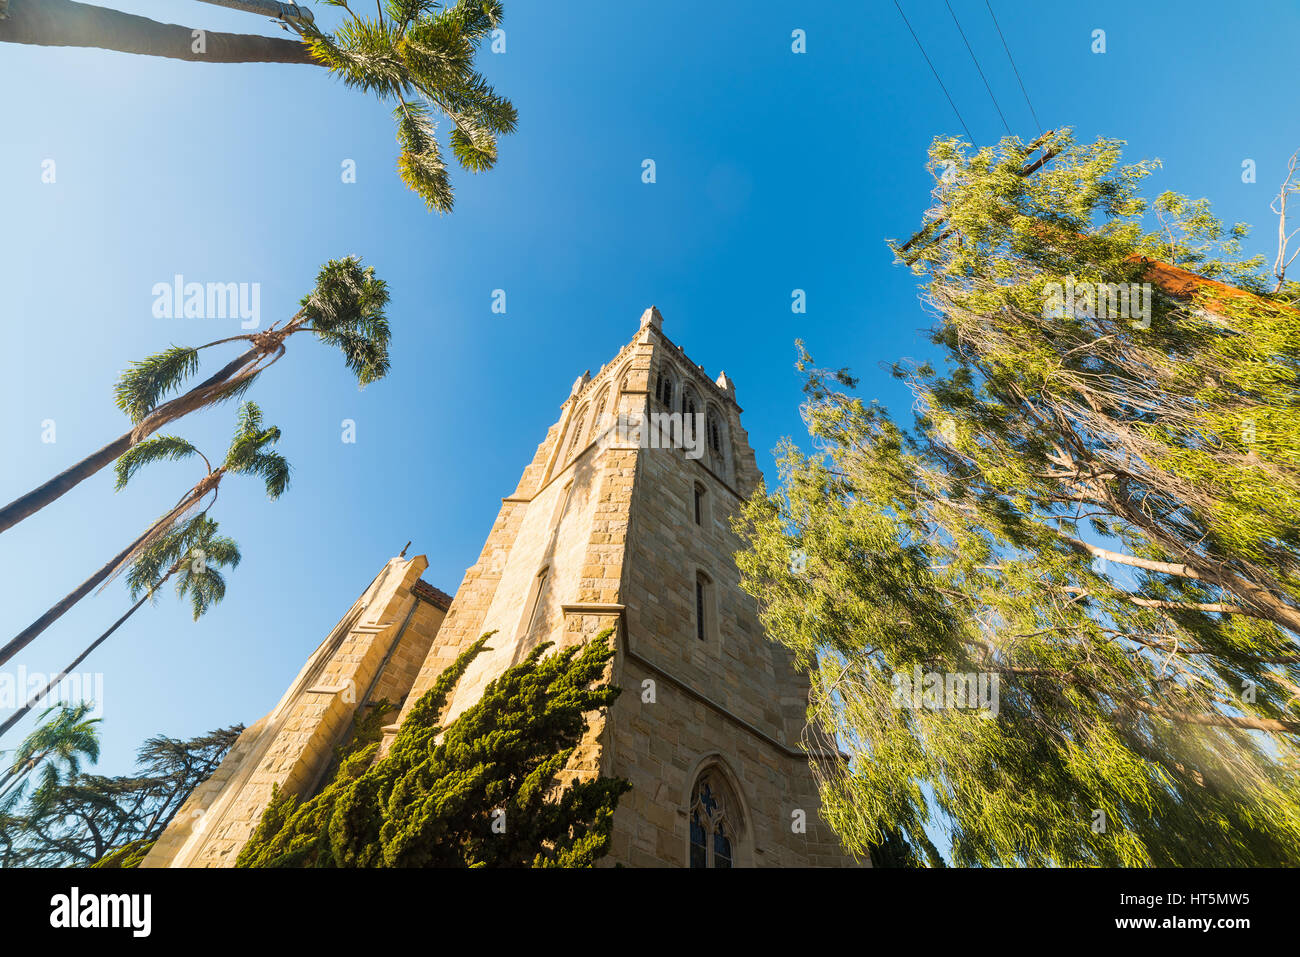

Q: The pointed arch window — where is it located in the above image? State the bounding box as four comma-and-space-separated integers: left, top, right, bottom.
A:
567, 404, 588, 456
681, 390, 701, 450
591, 391, 609, 442
706, 410, 729, 477
688, 771, 737, 868
520, 565, 550, 644
615, 361, 633, 406
655, 369, 674, 409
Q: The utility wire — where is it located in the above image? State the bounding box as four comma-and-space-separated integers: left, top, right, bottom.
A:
893, 0, 976, 144
944, 0, 1011, 137
984, 0, 1042, 135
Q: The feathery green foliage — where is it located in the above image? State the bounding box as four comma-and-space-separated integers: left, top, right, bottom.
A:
0, 704, 101, 812
298, 0, 516, 211
736, 132, 1300, 866
113, 435, 200, 490
110, 257, 390, 436
92, 838, 155, 868
113, 346, 200, 424
2, 724, 240, 867
126, 516, 241, 620
222, 402, 291, 499
115, 403, 289, 508
0, 404, 281, 676
237, 628, 628, 868
297, 256, 392, 385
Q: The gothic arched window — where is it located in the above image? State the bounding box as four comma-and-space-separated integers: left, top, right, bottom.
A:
567, 404, 588, 456
706, 408, 728, 477
614, 361, 633, 404
688, 770, 737, 868
521, 565, 550, 643
655, 367, 675, 409
681, 389, 701, 448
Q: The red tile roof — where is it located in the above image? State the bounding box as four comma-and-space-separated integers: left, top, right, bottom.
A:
411, 579, 454, 611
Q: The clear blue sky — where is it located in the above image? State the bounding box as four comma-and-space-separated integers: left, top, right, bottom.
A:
2, 0, 1298, 776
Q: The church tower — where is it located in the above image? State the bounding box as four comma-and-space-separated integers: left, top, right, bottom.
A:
144, 308, 859, 868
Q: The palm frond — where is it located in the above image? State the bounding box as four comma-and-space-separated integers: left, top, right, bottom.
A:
221, 403, 290, 497
386, 0, 436, 29
448, 0, 504, 41
126, 516, 202, 600
177, 563, 228, 621
306, 19, 409, 98
224, 432, 280, 475
242, 451, 292, 500
394, 99, 454, 212
299, 257, 388, 331
300, 257, 393, 383
200, 535, 242, 570
296, 0, 514, 211
166, 519, 241, 620
403, 13, 475, 74
232, 400, 265, 439
114, 435, 201, 491
449, 119, 497, 173
127, 517, 240, 602
207, 370, 263, 410
114, 346, 200, 424
421, 66, 516, 136
312, 326, 392, 385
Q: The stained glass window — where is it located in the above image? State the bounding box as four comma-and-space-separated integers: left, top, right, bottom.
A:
688, 772, 738, 868
689, 811, 708, 868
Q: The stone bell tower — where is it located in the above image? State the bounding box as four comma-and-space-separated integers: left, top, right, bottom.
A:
145, 307, 859, 868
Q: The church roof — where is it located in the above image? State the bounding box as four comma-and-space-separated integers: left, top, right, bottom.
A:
411, 578, 454, 611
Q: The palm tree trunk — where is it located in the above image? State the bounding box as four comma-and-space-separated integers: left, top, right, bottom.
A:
0, 340, 262, 535
1, 477, 214, 667
0, 594, 148, 739
0, 528, 151, 668
0, 433, 132, 536
0, 0, 321, 63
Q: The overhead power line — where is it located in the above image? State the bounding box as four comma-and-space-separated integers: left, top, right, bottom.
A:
944, 0, 1011, 137
893, 0, 976, 144
984, 0, 1042, 135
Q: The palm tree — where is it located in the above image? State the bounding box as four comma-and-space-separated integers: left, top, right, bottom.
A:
0, 0, 516, 210
0, 703, 101, 808
0, 517, 240, 740
0, 0, 316, 61
0, 402, 288, 668
0, 256, 381, 535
